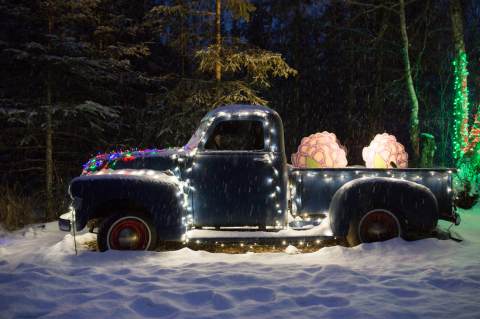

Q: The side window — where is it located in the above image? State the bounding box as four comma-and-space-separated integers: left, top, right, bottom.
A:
204, 120, 265, 151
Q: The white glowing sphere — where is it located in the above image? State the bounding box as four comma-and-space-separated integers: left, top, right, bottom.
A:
362, 133, 408, 168
292, 132, 348, 168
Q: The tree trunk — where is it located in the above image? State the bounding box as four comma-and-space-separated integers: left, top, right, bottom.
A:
399, 0, 420, 163
449, 0, 470, 158
215, 0, 222, 81
371, 7, 389, 133
450, 0, 467, 58
420, 133, 436, 168
45, 14, 54, 220
46, 76, 54, 220
180, 0, 186, 76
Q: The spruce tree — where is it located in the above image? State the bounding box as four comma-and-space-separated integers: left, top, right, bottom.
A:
0, 0, 162, 220
146, 0, 297, 144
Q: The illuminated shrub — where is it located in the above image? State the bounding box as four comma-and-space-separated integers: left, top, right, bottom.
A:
362, 133, 408, 168
292, 132, 348, 168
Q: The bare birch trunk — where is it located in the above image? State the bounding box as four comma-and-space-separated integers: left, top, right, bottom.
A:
399, 0, 420, 163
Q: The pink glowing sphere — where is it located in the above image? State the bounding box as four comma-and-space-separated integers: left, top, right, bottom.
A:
292, 132, 348, 168
362, 133, 408, 168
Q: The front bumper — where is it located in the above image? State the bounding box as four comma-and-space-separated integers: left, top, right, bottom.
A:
58, 197, 82, 232
58, 211, 73, 232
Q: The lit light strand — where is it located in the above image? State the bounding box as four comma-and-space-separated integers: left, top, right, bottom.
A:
452, 52, 470, 161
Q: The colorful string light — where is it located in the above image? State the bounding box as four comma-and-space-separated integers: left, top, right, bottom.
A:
82, 148, 165, 174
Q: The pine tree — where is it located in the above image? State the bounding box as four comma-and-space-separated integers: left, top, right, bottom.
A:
195, 0, 296, 107
0, 0, 162, 220
147, 0, 296, 144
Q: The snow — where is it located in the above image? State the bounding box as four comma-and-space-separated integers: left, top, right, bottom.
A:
1, 207, 480, 319
284, 245, 300, 254
91, 169, 182, 186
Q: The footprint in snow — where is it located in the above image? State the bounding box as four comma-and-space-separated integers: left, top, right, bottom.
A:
184, 289, 234, 310
130, 296, 179, 318
227, 287, 276, 302
112, 268, 131, 275
427, 277, 480, 291
386, 287, 421, 298
294, 294, 350, 308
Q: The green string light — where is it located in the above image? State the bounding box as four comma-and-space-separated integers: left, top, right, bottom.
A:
452, 52, 470, 161
451, 52, 480, 194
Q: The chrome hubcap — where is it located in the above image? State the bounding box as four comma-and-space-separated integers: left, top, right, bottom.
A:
117, 228, 140, 249
359, 210, 400, 243
107, 217, 151, 250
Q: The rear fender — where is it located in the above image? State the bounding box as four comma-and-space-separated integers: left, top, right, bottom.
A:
329, 177, 439, 237
69, 173, 185, 240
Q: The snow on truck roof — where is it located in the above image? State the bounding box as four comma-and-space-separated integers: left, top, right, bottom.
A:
205, 104, 278, 118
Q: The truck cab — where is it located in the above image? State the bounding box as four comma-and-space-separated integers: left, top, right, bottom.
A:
185, 105, 287, 228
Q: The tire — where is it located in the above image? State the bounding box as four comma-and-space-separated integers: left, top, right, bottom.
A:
97, 212, 158, 252
454, 190, 478, 209
346, 209, 401, 247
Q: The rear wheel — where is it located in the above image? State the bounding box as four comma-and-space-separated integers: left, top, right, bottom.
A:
97, 212, 157, 252
346, 209, 401, 247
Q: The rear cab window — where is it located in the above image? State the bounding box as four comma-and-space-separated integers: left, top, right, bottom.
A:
204, 120, 265, 151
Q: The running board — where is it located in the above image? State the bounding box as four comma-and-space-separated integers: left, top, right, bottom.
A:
185, 235, 334, 246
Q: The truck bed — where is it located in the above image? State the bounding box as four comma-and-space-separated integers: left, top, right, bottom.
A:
289, 167, 455, 222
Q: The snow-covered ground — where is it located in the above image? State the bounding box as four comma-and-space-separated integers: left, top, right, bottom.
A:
1, 207, 479, 319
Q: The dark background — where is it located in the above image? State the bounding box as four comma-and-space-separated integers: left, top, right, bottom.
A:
1, 0, 479, 226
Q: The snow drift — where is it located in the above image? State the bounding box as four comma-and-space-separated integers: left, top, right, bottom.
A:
0, 207, 479, 319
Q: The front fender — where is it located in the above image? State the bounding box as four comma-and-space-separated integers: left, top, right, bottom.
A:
329, 177, 439, 237
70, 172, 185, 240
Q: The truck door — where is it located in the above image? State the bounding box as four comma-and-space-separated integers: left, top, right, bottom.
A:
190, 119, 278, 227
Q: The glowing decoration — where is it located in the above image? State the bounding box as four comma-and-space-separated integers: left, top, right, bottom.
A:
449, 52, 480, 202
82, 148, 163, 175
291, 132, 348, 168
362, 133, 408, 168
452, 52, 470, 160
463, 113, 480, 154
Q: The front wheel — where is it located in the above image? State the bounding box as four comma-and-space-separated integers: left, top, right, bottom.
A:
97, 212, 157, 252
346, 209, 401, 247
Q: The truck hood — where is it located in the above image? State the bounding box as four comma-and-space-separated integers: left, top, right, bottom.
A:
82, 147, 185, 175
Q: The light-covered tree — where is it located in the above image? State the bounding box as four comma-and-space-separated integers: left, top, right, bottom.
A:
448, 0, 480, 200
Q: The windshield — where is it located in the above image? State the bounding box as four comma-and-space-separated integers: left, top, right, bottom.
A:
185, 119, 210, 151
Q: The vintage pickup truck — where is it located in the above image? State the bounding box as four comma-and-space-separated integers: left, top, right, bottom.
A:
60, 104, 460, 251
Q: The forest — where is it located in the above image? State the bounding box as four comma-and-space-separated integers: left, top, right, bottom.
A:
1, 0, 480, 229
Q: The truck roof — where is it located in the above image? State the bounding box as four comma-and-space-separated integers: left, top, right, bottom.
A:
206, 104, 276, 118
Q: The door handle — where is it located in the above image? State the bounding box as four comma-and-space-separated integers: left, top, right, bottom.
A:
253, 158, 269, 163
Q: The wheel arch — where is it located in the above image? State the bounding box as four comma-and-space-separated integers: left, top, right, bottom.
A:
71, 173, 185, 240
92, 198, 150, 221
329, 177, 439, 238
